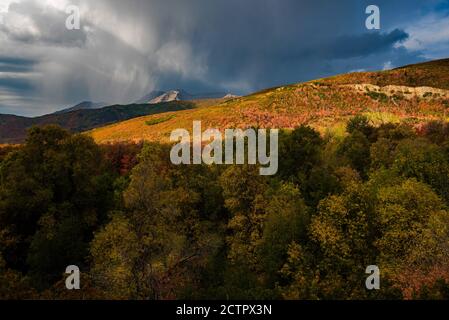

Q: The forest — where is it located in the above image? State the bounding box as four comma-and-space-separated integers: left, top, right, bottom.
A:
1, 116, 449, 300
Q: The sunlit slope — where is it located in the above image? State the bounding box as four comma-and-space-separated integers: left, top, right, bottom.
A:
89, 59, 449, 143
322, 58, 449, 89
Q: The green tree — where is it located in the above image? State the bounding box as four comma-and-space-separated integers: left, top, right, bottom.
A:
0, 126, 114, 288
91, 143, 220, 299
346, 115, 375, 141
278, 126, 323, 181
219, 164, 269, 269
392, 138, 449, 203
259, 183, 309, 286
375, 179, 449, 298
337, 130, 371, 177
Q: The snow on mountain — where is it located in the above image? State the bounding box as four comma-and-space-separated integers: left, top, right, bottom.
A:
223, 93, 240, 99
135, 89, 236, 104
134, 90, 166, 104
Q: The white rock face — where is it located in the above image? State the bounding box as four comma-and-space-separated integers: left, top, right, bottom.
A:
149, 90, 183, 103
223, 93, 240, 99
344, 83, 449, 99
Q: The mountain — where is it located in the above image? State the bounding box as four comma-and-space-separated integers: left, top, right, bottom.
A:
89, 58, 449, 144
147, 90, 192, 104
134, 91, 166, 104
54, 101, 107, 114
135, 89, 232, 104
0, 101, 195, 144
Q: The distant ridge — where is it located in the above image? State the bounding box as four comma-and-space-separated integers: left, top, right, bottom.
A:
54, 101, 107, 114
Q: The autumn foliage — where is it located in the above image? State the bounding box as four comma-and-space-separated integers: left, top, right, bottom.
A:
2, 118, 449, 300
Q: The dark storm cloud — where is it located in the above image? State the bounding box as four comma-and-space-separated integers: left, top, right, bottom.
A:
1, 1, 87, 47
0, 56, 36, 96
0, 56, 37, 72
323, 29, 409, 59
0, 77, 34, 92
139, 0, 423, 91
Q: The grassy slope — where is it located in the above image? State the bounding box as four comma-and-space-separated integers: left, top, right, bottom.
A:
89, 59, 449, 143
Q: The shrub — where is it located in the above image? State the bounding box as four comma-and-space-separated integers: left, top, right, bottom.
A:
145, 115, 175, 126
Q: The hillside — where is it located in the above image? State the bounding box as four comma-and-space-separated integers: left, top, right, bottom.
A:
0, 101, 195, 143
89, 58, 449, 144
322, 58, 449, 89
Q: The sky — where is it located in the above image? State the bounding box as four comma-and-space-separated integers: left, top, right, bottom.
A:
0, 0, 448, 116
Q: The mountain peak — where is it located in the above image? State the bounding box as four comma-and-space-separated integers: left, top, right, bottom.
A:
135, 89, 235, 104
